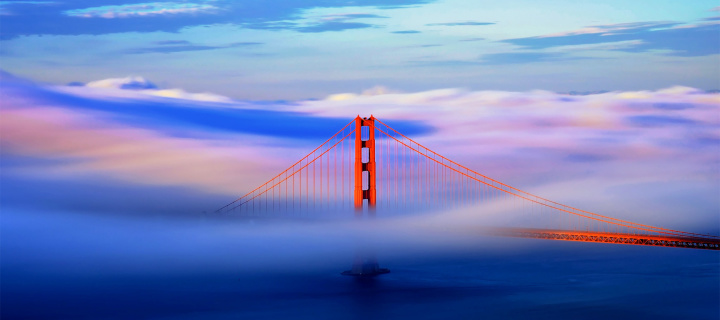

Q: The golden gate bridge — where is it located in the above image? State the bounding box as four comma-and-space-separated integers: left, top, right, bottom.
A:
216, 116, 720, 261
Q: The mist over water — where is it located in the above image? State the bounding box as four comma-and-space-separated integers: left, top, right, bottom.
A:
2, 207, 718, 319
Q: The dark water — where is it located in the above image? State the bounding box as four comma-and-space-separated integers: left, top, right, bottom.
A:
2, 211, 718, 320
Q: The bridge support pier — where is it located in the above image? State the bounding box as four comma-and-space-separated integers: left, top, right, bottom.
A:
344, 116, 389, 277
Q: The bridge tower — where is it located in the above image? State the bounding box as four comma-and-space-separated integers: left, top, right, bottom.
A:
354, 116, 377, 211
344, 115, 390, 277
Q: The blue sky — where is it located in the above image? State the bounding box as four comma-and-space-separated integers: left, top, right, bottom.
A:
1, 0, 718, 99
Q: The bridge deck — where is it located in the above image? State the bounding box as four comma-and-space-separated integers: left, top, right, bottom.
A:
483, 227, 720, 251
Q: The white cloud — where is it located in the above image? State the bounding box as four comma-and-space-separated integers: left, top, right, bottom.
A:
148, 88, 233, 103
86, 76, 158, 89
296, 86, 720, 184
537, 21, 675, 38
0, 1, 54, 16
64, 2, 219, 19
549, 40, 645, 52
63, 76, 233, 103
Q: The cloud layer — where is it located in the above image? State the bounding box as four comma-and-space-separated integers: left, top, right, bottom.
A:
300, 86, 719, 199
1, 73, 718, 232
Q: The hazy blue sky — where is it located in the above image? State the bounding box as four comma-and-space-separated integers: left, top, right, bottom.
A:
1, 0, 718, 99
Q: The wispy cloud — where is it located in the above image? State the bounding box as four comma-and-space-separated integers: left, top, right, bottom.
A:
153, 40, 192, 45
1, 0, 431, 39
459, 37, 484, 42
479, 52, 589, 65
294, 12, 387, 32
0, 1, 53, 15
505, 20, 720, 56
406, 44, 442, 48
427, 21, 494, 26
548, 40, 645, 52
405, 59, 481, 67
392, 30, 421, 34
317, 13, 387, 21
64, 2, 220, 19
295, 21, 375, 33
535, 21, 677, 38
125, 41, 262, 54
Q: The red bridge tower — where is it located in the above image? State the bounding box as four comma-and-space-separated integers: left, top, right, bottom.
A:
354, 116, 377, 211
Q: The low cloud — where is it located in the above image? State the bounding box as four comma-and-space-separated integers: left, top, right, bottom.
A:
1, 73, 718, 233
0, 105, 277, 196
297, 86, 719, 185
0, 74, 349, 197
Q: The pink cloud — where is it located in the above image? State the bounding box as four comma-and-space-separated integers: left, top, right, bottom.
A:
0, 104, 296, 197
297, 86, 720, 185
